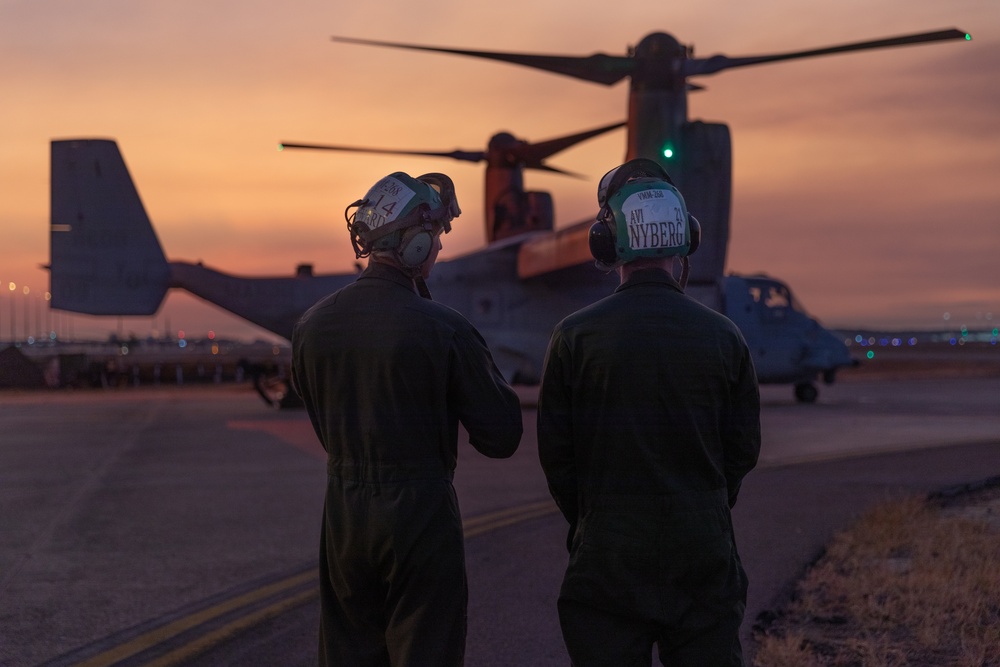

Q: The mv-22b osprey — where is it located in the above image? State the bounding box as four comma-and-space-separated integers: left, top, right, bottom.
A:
48, 27, 969, 406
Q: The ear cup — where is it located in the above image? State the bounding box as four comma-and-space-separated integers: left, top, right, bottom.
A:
686, 214, 701, 256
588, 212, 618, 265
399, 227, 434, 267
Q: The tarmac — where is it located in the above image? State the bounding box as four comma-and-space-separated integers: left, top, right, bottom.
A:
1, 356, 998, 666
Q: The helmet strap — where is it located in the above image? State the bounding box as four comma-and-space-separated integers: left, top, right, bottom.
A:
679, 256, 691, 289
413, 276, 433, 300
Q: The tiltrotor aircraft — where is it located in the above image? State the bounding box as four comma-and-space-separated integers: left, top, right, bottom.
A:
48, 27, 969, 406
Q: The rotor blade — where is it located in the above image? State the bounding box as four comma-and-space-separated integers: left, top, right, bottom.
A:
332, 36, 634, 86
535, 163, 586, 178
278, 142, 485, 163
685, 28, 971, 77
515, 121, 626, 167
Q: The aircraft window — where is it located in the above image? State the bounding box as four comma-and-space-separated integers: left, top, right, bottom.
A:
747, 281, 805, 322
764, 286, 790, 309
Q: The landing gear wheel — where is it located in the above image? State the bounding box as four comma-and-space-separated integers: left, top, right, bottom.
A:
794, 382, 818, 404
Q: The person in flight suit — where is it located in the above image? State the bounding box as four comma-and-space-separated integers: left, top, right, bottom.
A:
291, 171, 523, 667
537, 159, 761, 666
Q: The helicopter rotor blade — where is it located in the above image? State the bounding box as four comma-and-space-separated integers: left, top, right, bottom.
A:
516, 121, 626, 168
278, 142, 486, 164
685, 28, 970, 77
331, 36, 634, 86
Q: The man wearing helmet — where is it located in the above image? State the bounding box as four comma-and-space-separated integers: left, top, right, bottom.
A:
537, 159, 760, 666
292, 171, 522, 667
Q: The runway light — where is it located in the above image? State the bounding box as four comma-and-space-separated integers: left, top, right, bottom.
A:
867, 350, 875, 360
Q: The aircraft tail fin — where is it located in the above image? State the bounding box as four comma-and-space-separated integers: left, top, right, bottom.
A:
49, 139, 170, 315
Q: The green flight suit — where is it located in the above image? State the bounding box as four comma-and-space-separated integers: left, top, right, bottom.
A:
538, 268, 760, 667
292, 261, 522, 667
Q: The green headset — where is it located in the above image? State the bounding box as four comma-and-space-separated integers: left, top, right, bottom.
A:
589, 158, 701, 273
346, 172, 461, 269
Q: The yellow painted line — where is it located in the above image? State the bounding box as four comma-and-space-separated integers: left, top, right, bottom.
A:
463, 499, 557, 533
464, 502, 559, 538
75, 570, 315, 667
138, 588, 318, 667
77, 499, 558, 667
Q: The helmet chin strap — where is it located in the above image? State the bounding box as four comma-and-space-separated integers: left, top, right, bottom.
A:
679, 256, 691, 289
413, 276, 433, 300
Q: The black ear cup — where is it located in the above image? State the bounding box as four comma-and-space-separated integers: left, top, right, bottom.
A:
589, 212, 618, 266
399, 227, 434, 267
686, 214, 701, 256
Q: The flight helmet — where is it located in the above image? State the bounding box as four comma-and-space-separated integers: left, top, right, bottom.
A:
346, 172, 461, 269
590, 158, 701, 272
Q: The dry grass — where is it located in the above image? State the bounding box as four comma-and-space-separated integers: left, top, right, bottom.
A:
753, 485, 1000, 666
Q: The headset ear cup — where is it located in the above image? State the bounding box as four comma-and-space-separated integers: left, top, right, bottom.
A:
686, 214, 701, 256
399, 227, 434, 267
589, 211, 618, 265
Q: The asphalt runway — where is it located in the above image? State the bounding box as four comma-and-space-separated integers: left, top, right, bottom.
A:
1, 371, 999, 666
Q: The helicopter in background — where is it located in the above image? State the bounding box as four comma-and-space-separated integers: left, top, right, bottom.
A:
48, 28, 969, 405
319, 27, 970, 400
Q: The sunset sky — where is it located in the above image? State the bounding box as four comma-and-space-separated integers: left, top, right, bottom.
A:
1, 0, 997, 343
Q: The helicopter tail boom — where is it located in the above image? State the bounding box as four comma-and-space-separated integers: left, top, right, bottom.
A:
49, 139, 170, 316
